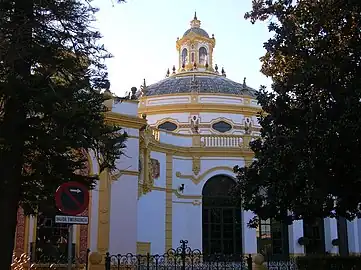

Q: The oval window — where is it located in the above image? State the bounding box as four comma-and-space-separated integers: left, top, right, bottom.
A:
212, 121, 232, 133
158, 121, 178, 132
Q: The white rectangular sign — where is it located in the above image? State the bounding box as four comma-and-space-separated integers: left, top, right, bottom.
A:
55, 215, 89, 225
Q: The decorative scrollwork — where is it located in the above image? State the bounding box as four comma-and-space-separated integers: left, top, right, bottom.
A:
266, 258, 298, 270
11, 249, 90, 270
105, 240, 253, 270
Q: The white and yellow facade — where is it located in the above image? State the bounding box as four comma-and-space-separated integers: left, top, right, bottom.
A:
13, 13, 361, 270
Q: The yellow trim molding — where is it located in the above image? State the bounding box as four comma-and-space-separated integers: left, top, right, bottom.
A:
105, 111, 147, 129
24, 217, 30, 254
173, 200, 201, 206
150, 185, 202, 200
97, 169, 111, 255
138, 103, 261, 116
165, 154, 173, 250
176, 166, 234, 185
151, 142, 254, 158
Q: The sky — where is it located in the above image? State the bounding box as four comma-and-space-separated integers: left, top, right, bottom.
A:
91, 0, 273, 96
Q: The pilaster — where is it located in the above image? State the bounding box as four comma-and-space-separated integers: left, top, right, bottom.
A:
165, 154, 173, 251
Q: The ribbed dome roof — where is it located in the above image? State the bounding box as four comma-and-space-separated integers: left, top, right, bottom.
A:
183, 27, 209, 38
143, 74, 257, 97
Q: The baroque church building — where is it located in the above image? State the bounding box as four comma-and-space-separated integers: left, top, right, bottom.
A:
12, 13, 361, 269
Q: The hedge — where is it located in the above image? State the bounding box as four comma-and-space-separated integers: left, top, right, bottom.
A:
296, 255, 361, 270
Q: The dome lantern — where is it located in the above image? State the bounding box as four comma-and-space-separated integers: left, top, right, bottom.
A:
176, 12, 216, 72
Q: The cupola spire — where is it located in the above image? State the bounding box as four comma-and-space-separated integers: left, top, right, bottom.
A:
190, 11, 201, 28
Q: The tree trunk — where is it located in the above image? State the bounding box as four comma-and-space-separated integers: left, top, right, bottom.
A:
0, 0, 33, 268
0, 184, 22, 269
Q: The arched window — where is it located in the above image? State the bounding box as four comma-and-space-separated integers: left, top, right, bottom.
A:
212, 121, 232, 133
182, 48, 188, 65
199, 47, 208, 65
202, 175, 242, 258
257, 219, 289, 260
158, 121, 177, 132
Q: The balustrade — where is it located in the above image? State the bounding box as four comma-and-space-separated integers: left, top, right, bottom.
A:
200, 134, 254, 148
148, 127, 255, 150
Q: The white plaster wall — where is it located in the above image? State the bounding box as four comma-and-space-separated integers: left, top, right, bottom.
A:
122, 127, 139, 138
146, 113, 191, 125
112, 100, 139, 116
89, 185, 99, 252
145, 96, 191, 106
358, 219, 361, 252
198, 96, 244, 105
347, 220, 359, 253
137, 191, 166, 254
324, 218, 338, 254
288, 220, 304, 254
28, 217, 35, 254
172, 202, 188, 248
243, 211, 257, 254
116, 135, 139, 173
158, 131, 192, 147
109, 175, 138, 254
172, 201, 202, 251
137, 151, 166, 254
142, 95, 261, 109
199, 113, 244, 124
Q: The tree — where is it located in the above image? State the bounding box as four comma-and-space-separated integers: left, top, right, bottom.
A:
0, 0, 127, 268
233, 0, 361, 228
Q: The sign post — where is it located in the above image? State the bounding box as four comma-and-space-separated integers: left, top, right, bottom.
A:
55, 181, 89, 270
68, 225, 73, 270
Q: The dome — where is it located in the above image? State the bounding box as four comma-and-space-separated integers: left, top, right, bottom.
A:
143, 74, 257, 97
183, 27, 209, 38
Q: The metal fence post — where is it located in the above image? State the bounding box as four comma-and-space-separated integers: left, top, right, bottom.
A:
247, 254, 252, 270
147, 253, 150, 270
180, 240, 188, 270
105, 252, 110, 270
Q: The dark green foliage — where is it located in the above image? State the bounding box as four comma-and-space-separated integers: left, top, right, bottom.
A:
0, 0, 127, 213
233, 0, 361, 227
0, 0, 127, 267
296, 255, 361, 270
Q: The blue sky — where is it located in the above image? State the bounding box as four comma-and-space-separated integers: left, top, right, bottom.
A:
92, 0, 273, 96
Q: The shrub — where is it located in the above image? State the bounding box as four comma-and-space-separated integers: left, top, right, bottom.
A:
297, 255, 361, 270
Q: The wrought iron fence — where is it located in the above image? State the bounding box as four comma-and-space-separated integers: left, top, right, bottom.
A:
105, 240, 253, 270
266, 258, 298, 270
11, 249, 90, 270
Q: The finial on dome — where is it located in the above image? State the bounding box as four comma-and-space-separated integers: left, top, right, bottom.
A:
166, 68, 170, 77
215, 64, 219, 73
172, 65, 176, 74
243, 77, 247, 87
190, 11, 201, 28
140, 78, 147, 97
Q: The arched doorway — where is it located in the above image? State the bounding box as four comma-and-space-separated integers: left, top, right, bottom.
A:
202, 175, 242, 256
